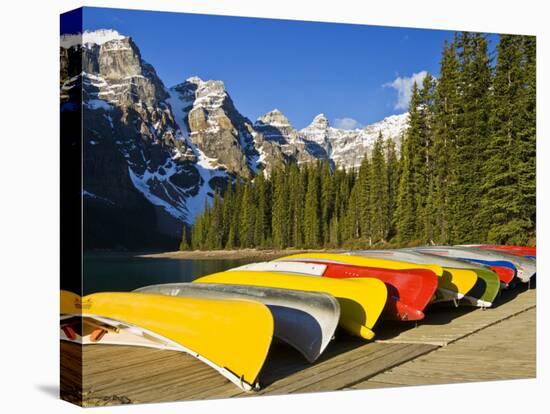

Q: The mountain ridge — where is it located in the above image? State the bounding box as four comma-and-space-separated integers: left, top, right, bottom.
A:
60, 29, 409, 248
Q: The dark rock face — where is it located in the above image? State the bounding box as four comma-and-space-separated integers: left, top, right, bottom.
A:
60, 31, 201, 249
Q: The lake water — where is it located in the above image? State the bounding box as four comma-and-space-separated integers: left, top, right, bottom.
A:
82, 254, 259, 295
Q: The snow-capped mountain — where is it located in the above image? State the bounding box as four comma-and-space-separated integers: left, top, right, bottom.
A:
300, 113, 409, 169
60, 29, 409, 248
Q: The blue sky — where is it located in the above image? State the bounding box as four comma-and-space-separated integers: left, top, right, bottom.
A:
71, 7, 497, 129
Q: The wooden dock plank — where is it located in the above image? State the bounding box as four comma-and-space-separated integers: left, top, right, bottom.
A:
375, 286, 535, 346
351, 307, 536, 389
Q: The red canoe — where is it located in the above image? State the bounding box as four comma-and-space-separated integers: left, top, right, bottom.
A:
489, 265, 516, 285
298, 260, 439, 322
472, 245, 536, 258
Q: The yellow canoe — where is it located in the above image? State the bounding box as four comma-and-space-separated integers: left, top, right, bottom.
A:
194, 271, 387, 340
60, 290, 274, 391
278, 253, 477, 299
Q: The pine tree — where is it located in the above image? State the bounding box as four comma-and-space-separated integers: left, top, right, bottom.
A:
179, 226, 190, 250
342, 181, 361, 245
320, 162, 334, 246
418, 73, 436, 242
226, 179, 243, 248
239, 184, 255, 247
253, 171, 269, 247
396, 83, 421, 243
328, 215, 340, 247
519, 35, 537, 243
385, 138, 399, 240
304, 164, 321, 247
370, 131, 390, 242
432, 40, 460, 244
450, 32, 492, 243
271, 168, 289, 248
481, 35, 535, 244
357, 155, 372, 243
287, 163, 303, 247
206, 191, 223, 249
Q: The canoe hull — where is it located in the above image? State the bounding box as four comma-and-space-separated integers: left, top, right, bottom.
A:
467, 245, 536, 258
60, 290, 274, 391
194, 271, 388, 340
134, 282, 340, 363
233, 260, 435, 321
305, 261, 436, 321
415, 246, 535, 283
295, 252, 475, 302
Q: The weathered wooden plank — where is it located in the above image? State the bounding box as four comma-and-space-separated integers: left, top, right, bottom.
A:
294, 344, 436, 393
375, 287, 535, 346
353, 307, 536, 389
256, 343, 436, 395
344, 380, 404, 390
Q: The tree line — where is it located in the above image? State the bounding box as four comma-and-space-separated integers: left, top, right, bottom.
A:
182, 32, 536, 251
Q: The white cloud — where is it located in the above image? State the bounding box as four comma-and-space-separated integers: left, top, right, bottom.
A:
384, 70, 428, 110
333, 117, 363, 130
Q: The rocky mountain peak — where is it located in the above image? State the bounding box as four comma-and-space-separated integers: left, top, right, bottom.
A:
309, 113, 330, 129
255, 109, 291, 128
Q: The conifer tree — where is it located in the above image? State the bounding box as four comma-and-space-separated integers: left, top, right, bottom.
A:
206, 192, 224, 249
287, 163, 303, 247
520, 35, 537, 243
238, 184, 255, 247
450, 32, 492, 243
481, 35, 535, 244
179, 226, 190, 250
304, 164, 321, 247
396, 83, 421, 242
385, 138, 399, 240
432, 40, 460, 244
418, 73, 436, 242
370, 131, 390, 242
357, 155, 372, 243
320, 162, 334, 246
271, 168, 289, 248
253, 171, 269, 247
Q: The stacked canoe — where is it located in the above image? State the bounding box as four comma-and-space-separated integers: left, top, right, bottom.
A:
60, 244, 535, 391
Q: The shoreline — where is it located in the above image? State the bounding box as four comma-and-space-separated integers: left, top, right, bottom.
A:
137, 248, 346, 261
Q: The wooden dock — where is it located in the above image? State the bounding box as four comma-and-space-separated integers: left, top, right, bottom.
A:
61, 285, 536, 406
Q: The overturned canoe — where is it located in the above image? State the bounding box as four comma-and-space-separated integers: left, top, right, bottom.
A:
234, 261, 436, 322
61, 314, 186, 351
134, 282, 340, 363
194, 271, 387, 340
278, 252, 475, 302
466, 244, 536, 259
355, 249, 512, 286
350, 250, 499, 307
60, 290, 274, 391
414, 246, 535, 283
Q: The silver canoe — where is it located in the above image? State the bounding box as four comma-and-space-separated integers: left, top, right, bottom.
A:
134, 282, 340, 363
413, 246, 535, 283
347, 249, 492, 270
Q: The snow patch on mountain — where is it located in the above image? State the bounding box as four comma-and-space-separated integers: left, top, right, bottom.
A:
167, 85, 228, 220
60, 29, 126, 49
